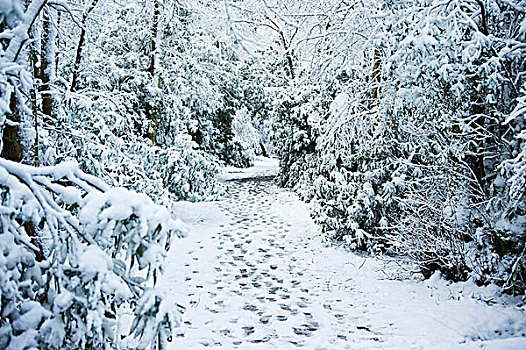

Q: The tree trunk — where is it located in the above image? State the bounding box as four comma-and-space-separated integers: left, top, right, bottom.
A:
0, 2, 48, 261
70, 0, 99, 92
279, 31, 295, 80
1, 1, 48, 160
40, 8, 55, 120
468, 94, 487, 193
1, 93, 24, 162
146, 0, 161, 144
30, 28, 40, 165
370, 48, 381, 100
259, 143, 268, 158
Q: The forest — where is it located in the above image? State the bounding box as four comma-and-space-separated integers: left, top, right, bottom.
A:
0, 0, 525, 349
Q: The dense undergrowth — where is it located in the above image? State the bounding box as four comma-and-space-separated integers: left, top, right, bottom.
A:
259, 0, 526, 293
0, 1, 266, 348
0, 1, 525, 349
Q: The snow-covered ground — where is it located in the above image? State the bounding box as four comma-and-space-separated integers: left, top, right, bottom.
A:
219, 156, 279, 181
160, 157, 526, 349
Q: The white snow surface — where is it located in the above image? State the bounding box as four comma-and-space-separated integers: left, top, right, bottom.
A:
219, 156, 279, 181
160, 158, 526, 349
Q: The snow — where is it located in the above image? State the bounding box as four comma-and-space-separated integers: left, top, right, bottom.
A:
79, 187, 182, 241
159, 158, 526, 349
6, 330, 38, 350
473, 337, 526, 350
39, 318, 66, 348
50, 184, 82, 205
12, 301, 49, 332
79, 245, 112, 281
51, 160, 78, 180
0, 0, 523, 347
0, 0, 14, 15
219, 156, 279, 181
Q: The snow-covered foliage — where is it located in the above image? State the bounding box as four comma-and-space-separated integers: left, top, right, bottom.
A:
41, 89, 221, 204
242, 0, 526, 292
2, 1, 525, 347
232, 108, 259, 160
0, 0, 245, 348
33, 0, 225, 202
178, 31, 255, 168
270, 85, 326, 188
505, 83, 526, 202
0, 158, 181, 349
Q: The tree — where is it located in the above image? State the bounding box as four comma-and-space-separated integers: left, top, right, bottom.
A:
0, 2, 184, 348
70, 0, 100, 92
245, 0, 526, 291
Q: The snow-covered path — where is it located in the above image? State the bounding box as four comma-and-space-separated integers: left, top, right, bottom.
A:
161, 159, 526, 349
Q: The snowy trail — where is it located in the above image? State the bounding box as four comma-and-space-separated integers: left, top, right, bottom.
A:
160, 158, 526, 349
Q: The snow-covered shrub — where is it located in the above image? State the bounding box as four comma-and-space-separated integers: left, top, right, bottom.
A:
206, 57, 278, 162
38, 90, 221, 204
157, 21, 253, 168
0, 2, 189, 348
500, 83, 526, 293
0, 158, 181, 349
309, 90, 403, 250
232, 107, 259, 161
32, 0, 225, 203
381, 0, 526, 289
156, 137, 222, 202
269, 85, 326, 187
268, 0, 526, 290
63, 0, 251, 171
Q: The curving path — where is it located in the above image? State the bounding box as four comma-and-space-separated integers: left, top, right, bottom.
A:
160, 159, 526, 349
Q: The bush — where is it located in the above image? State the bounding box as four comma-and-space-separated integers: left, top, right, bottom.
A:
0, 159, 181, 349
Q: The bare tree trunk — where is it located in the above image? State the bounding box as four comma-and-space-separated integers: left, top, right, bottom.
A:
259, 143, 268, 157
1, 1, 48, 161
55, 11, 61, 76
265, 15, 297, 81
39, 8, 55, 120
370, 48, 381, 100
30, 29, 40, 165
70, 0, 99, 92
146, 0, 161, 144
475, 0, 489, 36
1, 94, 24, 162
279, 31, 295, 80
